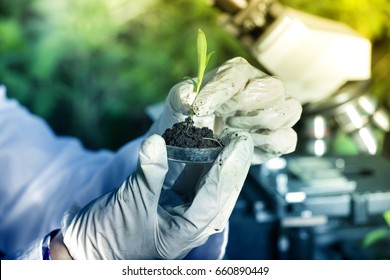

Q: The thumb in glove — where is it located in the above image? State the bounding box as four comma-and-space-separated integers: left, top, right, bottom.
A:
61, 134, 168, 259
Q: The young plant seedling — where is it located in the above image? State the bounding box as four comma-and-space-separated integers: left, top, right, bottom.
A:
188, 28, 215, 117
162, 29, 223, 163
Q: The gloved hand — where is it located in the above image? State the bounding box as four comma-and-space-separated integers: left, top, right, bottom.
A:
60, 130, 253, 260
148, 57, 302, 165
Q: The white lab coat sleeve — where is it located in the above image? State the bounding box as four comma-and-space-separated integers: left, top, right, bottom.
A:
3, 236, 44, 260
0, 85, 144, 258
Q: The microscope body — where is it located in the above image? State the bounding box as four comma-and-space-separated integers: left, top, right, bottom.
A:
214, 0, 390, 260
214, 0, 389, 155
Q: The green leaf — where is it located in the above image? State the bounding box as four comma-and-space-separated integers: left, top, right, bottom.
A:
362, 228, 390, 248
206, 51, 215, 66
384, 210, 390, 226
362, 210, 390, 248
195, 28, 213, 95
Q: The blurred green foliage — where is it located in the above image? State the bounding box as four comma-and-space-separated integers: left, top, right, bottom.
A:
0, 0, 249, 149
1, 0, 389, 151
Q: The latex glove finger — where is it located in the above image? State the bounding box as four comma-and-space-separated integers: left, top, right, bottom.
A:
167, 79, 195, 115
251, 128, 298, 165
215, 76, 286, 116
170, 81, 217, 128
192, 57, 267, 116
135, 134, 169, 198
227, 97, 302, 131
176, 130, 253, 233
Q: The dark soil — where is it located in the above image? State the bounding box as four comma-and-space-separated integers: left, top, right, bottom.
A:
162, 117, 222, 148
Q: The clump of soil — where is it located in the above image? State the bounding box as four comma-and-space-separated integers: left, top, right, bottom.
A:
162, 117, 222, 148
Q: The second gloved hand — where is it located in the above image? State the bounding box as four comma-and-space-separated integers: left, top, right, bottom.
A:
148, 57, 302, 165
60, 131, 253, 260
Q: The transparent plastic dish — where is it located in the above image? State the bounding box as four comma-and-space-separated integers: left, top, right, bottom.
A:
166, 145, 223, 164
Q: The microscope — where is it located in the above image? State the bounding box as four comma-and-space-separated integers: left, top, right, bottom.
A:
213, 0, 389, 155
212, 0, 390, 259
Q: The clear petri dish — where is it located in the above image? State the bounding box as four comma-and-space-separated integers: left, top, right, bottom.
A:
166, 145, 223, 164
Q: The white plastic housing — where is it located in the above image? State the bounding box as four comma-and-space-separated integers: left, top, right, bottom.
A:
251, 8, 371, 104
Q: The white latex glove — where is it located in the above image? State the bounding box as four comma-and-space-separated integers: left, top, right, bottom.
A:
149, 57, 302, 165
60, 131, 253, 260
